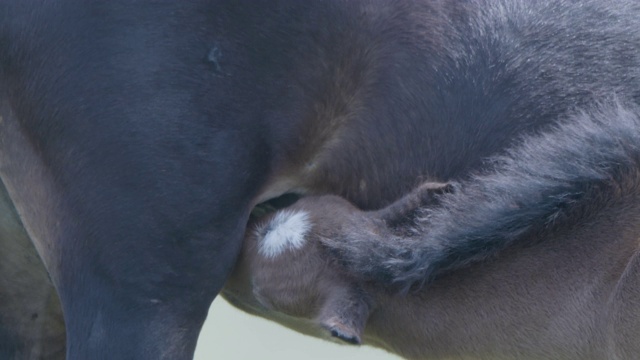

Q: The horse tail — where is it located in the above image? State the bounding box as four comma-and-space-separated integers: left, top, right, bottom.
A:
321, 100, 640, 291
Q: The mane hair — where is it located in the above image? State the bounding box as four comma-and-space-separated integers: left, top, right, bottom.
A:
321, 101, 640, 290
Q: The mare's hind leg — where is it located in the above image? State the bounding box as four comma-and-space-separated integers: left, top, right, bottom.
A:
0, 179, 65, 359
0, 79, 270, 359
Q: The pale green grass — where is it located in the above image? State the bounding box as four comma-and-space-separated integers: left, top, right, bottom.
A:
195, 297, 400, 359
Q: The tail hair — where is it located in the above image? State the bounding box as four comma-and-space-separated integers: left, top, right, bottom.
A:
321, 101, 640, 291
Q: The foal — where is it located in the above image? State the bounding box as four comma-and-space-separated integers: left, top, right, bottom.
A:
224, 186, 640, 359
223, 105, 640, 359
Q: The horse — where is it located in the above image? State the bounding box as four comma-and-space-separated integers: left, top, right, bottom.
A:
2, 1, 640, 358
223, 103, 640, 359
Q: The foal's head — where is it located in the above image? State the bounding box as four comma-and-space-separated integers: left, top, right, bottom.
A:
223, 182, 453, 344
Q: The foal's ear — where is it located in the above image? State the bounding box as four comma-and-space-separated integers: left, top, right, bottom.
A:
376, 180, 457, 228
415, 181, 458, 197
317, 287, 372, 345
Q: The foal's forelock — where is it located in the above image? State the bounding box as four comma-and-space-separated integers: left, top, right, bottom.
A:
255, 210, 312, 259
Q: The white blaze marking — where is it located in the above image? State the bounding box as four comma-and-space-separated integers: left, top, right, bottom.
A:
258, 210, 311, 258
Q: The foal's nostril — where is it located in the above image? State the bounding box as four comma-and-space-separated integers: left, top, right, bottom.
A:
330, 327, 361, 345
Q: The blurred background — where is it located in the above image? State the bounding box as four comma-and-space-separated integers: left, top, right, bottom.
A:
195, 298, 399, 359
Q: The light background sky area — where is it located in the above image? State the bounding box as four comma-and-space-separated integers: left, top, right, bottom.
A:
194, 298, 400, 359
